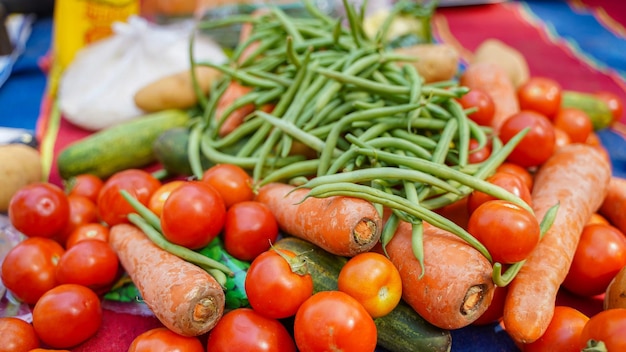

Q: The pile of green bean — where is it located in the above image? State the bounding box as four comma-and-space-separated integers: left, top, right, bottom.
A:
188, 0, 537, 284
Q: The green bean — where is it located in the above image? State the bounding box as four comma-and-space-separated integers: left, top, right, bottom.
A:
234, 122, 272, 158
286, 36, 301, 67
120, 190, 162, 232
380, 211, 400, 256
270, 6, 304, 44
256, 159, 320, 187
213, 91, 261, 135
316, 67, 411, 96
200, 136, 304, 168
206, 117, 263, 149
348, 134, 433, 160
389, 129, 439, 150
235, 31, 282, 67
188, 122, 206, 179
245, 68, 294, 87
446, 99, 470, 167
196, 61, 283, 89
430, 118, 458, 165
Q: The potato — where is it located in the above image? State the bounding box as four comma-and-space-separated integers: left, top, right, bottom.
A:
134, 66, 223, 113
471, 38, 529, 88
0, 144, 43, 212
394, 43, 460, 83
604, 265, 626, 310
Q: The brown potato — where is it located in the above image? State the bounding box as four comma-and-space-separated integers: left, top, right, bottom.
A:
471, 38, 529, 88
394, 43, 460, 83
0, 144, 43, 212
604, 265, 626, 310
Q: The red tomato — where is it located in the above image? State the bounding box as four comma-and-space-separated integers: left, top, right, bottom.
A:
468, 138, 492, 164
206, 308, 296, 352
1, 237, 65, 304
161, 181, 226, 249
65, 222, 110, 249
458, 88, 496, 127
499, 110, 556, 168
495, 162, 533, 191
562, 224, 626, 297
523, 306, 589, 352
201, 164, 255, 208
337, 252, 402, 318
587, 213, 610, 226
553, 108, 593, 144
245, 248, 313, 319
128, 327, 204, 352
32, 284, 102, 349
223, 201, 279, 261
467, 200, 540, 264
9, 182, 70, 238
148, 180, 185, 217
517, 77, 562, 118
595, 91, 624, 123
55, 240, 120, 293
467, 171, 532, 215
97, 169, 161, 226
553, 126, 572, 149
0, 317, 40, 351
66, 174, 104, 204
579, 308, 626, 351
472, 285, 508, 326
294, 291, 377, 352
57, 195, 98, 246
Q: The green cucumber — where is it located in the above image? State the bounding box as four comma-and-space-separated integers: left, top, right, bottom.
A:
152, 127, 213, 177
274, 236, 452, 352
561, 90, 614, 130
57, 110, 190, 180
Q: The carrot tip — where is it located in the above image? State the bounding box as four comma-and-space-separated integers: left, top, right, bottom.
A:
353, 218, 379, 246
193, 297, 220, 323
461, 284, 487, 316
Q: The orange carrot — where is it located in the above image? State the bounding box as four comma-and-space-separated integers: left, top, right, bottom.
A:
214, 81, 255, 137
384, 220, 495, 330
599, 176, 626, 234
109, 224, 225, 337
254, 182, 382, 257
503, 143, 612, 343
460, 62, 520, 131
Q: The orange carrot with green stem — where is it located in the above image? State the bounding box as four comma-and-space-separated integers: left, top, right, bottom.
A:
503, 143, 612, 343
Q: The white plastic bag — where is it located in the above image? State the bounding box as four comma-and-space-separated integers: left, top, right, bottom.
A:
58, 16, 227, 131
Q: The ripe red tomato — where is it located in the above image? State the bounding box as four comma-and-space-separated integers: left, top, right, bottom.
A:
523, 306, 589, 352
294, 290, 377, 352
337, 252, 402, 318
468, 138, 492, 164
562, 224, 626, 297
66, 174, 104, 204
57, 195, 98, 246
97, 169, 161, 226
517, 77, 562, 118
128, 327, 204, 352
553, 107, 593, 144
0, 317, 40, 351
223, 201, 279, 261
65, 222, 110, 249
579, 308, 626, 351
148, 180, 185, 217
595, 91, 624, 123
32, 284, 102, 349
161, 181, 226, 249
467, 171, 532, 215
1, 237, 65, 304
499, 110, 556, 168
55, 240, 120, 293
467, 200, 540, 264
495, 162, 533, 191
206, 308, 296, 352
201, 164, 255, 208
553, 126, 572, 149
9, 182, 70, 238
458, 88, 496, 127
245, 248, 313, 319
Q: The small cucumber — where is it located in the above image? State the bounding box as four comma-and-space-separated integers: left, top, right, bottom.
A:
561, 90, 614, 130
273, 236, 452, 352
57, 110, 190, 180
152, 127, 212, 177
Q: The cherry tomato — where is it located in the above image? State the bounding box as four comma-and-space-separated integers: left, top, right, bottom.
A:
337, 252, 402, 318
523, 306, 589, 352
9, 182, 70, 238
553, 126, 572, 149
553, 107, 593, 144
467, 171, 532, 215
65, 222, 110, 249
55, 240, 120, 293
1, 237, 65, 304
0, 317, 40, 351
57, 195, 98, 246
587, 213, 609, 226
499, 110, 556, 168
595, 91, 624, 123
223, 201, 279, 261
148, 180, 185, 217
201, 164, 255, 208
517, 77, 562, 118
294, 290, 377, 352
579, 308, 626, 351
458, 88, 496, 127
562, 224, 626, 297
66, 174, 104, 204
206, 308, 296, 352
472, 285, 507, 325
32, 284, 102, 349
245, 248, 313, 319
97, 169, 161, 226
128, 327, 204, 352
495, 162, 533, 191
161, 181, 226, 249
468, 138, 492, 164
467, 200, 540, 264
